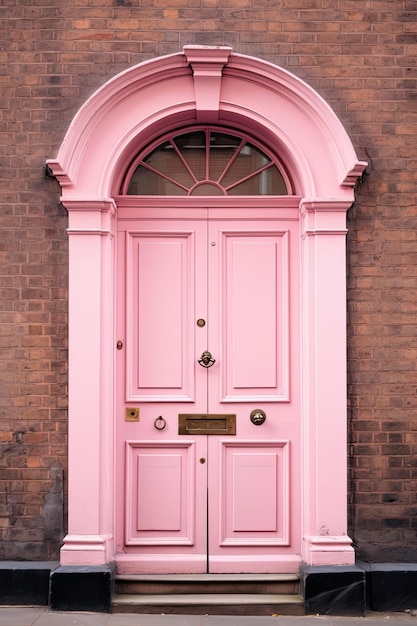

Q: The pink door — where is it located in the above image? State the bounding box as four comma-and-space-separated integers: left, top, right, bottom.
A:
115, 203, 301, 574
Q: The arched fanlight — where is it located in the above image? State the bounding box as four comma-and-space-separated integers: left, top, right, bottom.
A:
122, 128, 292, 196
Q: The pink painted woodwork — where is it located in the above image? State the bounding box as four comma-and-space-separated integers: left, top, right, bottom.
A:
127, 231, 195, 400
116, 210, 300, 573
123, 129, 289, 196
46, 46, 367, 571
222, 231, 288, 399
126, 442, 196, 543
220, 442, 289, 540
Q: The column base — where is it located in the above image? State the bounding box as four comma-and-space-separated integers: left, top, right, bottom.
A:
303, 534, 355, 566
60, 534, 113, 566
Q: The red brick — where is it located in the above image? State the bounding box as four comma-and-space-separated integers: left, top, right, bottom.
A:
1, 0, 416, 563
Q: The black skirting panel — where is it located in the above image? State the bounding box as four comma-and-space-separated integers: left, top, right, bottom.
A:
49, 564, 115, 612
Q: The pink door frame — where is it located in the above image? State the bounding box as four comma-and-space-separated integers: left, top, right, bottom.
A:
47, 46, 367, 568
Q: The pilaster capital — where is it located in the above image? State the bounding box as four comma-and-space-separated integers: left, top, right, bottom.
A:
63, 198, 117, 236
299, 197, 352, 237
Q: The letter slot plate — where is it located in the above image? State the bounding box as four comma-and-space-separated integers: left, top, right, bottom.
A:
178, 414, 236, 435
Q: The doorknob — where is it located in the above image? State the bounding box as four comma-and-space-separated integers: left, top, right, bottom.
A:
250, 409, 266, 425
198, 350, 216, 368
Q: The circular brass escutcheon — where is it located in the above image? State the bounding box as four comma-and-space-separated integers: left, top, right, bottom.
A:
196, 319, 206, 327
199, 457, 206, 464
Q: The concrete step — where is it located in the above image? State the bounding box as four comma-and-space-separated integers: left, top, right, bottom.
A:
112, 592, 304, 615
115, 573, 300, 595
113, 574, 304, 615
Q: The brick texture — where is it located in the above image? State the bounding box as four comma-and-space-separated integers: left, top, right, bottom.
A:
1, 0, 416, 560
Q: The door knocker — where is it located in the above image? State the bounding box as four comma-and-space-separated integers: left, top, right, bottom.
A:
154, 416, 167, 431
198, 350, 216, 368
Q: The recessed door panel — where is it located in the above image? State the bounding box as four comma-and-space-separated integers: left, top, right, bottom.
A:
126, 231, 195, 402
220, 230, 290, 401
218, 441, 289, 543
125, 441, 196, 545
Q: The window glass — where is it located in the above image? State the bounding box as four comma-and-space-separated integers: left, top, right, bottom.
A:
125, 129, 289, 196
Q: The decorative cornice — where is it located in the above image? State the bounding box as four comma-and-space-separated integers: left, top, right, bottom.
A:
61, 198, 117, 215
47, 160, 72, 187
66, 229, 113, 236
63, 198, 117, 236
299, 198, 354, 214
342, 161, 368, 187
299, 197, 351, 237
303, 229, 348, 238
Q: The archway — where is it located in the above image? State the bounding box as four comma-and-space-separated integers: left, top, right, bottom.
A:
47, 46, 366, 570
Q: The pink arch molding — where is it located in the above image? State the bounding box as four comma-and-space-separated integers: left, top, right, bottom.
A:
47, 46, 367, 569
49, 46, 365, 199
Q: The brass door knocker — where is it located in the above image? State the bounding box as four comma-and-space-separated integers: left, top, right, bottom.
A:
154, 416, 167, 431
198, 350, 216, 368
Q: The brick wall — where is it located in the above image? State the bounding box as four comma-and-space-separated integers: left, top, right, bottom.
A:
346, 6, 417, 556
1, 0, 416, 561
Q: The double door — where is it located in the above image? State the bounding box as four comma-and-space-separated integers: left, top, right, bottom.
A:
116, 208, 300, 573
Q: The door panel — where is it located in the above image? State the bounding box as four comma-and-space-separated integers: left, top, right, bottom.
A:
116, 211, 300, 574
125, 441, 196, 545
217, 228, 290, 401
219, 441, 289, 541
228, 239, 278, 389
126, 230, 197, 402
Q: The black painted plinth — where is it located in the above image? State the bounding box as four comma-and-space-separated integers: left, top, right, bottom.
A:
367, 563, 417, 611
301, 564, 366, 616
49, 564, 115, 612
0, 561, 58, 605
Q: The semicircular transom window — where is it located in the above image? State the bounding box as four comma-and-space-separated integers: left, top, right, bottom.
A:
123, 129, 291, 196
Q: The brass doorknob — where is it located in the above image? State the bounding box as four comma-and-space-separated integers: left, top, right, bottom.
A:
250, 409, 266, 425
198, 350, 216, 368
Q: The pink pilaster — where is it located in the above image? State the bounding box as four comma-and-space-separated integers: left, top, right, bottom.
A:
60, 199, 116, 565
300, 199, 355, 565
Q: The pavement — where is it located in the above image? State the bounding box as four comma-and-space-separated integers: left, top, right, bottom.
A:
1, 609, 417, 626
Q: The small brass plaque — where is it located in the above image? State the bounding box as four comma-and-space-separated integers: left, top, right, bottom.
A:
178, 414, 236, 435
125, 407, 140, 422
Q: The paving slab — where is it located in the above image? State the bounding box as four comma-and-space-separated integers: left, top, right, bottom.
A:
0, 608, 202, 626
200, 616, 417, 626
107, 616, 200, 626
0, 608, 417, 626
0, 607, 47, 626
